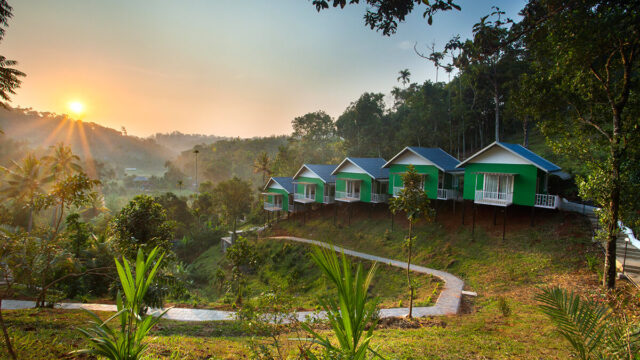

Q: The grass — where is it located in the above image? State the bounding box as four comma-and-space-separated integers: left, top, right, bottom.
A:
182, 237, 441, 309
3, 202, 638, 359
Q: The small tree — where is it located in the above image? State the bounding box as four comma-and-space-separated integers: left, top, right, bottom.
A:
388, 165, 434, 318
213, 177, 253, 236
225, 236, 259, 305
110, 195, 175, 259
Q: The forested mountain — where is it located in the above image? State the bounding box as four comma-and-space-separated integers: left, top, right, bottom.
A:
0, 107, 173, 173
149, 131, 229, 155
172, 136, 289, 188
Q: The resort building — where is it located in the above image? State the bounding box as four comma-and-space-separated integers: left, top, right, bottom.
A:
331, 157, 389, 203
292, 164, 337, 205
262, 177, 295, 212
457, 142, 562, 208
382, 146, 463, 201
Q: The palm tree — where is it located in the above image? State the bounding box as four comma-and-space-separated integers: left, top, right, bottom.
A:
0, 1, 26, 110
177, 180, 183, 191
397, 68, 411, 87
80, 193, 109, 220
0, 153, 48, 231
253, 151, 271, 184
42, 143, 82, 181
42, 144, 83, 226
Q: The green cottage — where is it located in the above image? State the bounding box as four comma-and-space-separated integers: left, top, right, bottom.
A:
332, 157, 389, 203
382, 146, 464, 200
292, 164, 337, 205
457, 142, 563, 208
262, 177, 294, 213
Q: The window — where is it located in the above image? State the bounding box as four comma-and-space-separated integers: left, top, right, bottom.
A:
483, 174, 513, 198
346, 180, 360, 197
305, 184, 315, 199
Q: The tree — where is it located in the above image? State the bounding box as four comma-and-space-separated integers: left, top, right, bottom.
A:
311, 0, 460, 35
336, 92, 388, 157
0, 153, 49, 231
110, 195, 175, 259
213, 177, 253, 236
253, 151, 271, 184
0, 0, 25, 109
291, 110, 335, 141
388, 165, 434, 318
397, 68, 411, 87
42, 143, 82, 180
225, 236, 259, 305
519, 0, 640, 289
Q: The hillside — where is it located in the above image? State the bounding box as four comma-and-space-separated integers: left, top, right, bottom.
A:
0, 107, 173, 173
149, 131, 229, 155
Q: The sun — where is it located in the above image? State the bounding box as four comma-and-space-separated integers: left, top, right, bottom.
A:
68, 101, 85, 115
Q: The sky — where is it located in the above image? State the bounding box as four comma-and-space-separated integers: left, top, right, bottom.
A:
3, 0, 526, 138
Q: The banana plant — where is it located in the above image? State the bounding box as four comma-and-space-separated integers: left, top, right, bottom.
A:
73, 247, 168, 360
301, 246, 382, 360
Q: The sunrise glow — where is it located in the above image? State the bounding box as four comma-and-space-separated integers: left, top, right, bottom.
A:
68, 101, 84, 115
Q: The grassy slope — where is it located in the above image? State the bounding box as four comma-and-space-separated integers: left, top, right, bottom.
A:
5, 203, 637, 359
185, 237, 440, 309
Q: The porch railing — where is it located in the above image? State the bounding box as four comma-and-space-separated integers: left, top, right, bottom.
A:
323, 195, 335, 204
294, 193, 315, 201
371, 193, 389, 203
474, 190, 513, 206
263, 202, 282, 211
535, 193, 559, 209
336, 191, 360, 200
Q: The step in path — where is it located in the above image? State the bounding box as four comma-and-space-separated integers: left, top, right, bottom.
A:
1, 236, 464, 321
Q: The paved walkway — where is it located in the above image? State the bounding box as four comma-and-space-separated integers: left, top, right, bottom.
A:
2, 236, 465, 321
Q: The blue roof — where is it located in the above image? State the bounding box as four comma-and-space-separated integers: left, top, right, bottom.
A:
335, 157, 389, 179
304, 164, 337, 183
497, 142, 561, 172
406, 147, 461, 172
268, 177, 294, 193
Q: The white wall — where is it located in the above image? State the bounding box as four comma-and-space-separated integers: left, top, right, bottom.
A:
470, 146, 529, 165
393, 151, 434, 166
298, 167, 321, 179
268, 181, 285, 190
338, 161, 366, 174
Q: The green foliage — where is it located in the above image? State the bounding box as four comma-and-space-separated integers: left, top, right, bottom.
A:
225, 236, 261, 305
74, 247, 168, 360
536, 287, 640, 360
301, 246, 381, 360
213, 177, 253, 234
110, 194, 175, 259
497, 297, 511, 318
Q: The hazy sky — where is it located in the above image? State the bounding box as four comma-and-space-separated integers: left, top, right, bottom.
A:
3, 0, 526, 138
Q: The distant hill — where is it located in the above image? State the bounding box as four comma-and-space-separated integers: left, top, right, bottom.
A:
0, 107, 173, 174
149, 131, 229, 154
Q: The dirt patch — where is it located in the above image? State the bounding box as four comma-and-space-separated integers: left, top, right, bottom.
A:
376, 316, 447, 329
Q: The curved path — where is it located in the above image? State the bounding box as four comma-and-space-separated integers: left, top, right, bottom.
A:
1, 236, 464, 321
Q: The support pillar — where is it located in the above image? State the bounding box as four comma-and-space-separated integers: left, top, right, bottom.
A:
502, 206, 507, 241
493, 206, 497, 226
462, 200, 466, 225
472, 202, 476, 236
530, 206, 535, 227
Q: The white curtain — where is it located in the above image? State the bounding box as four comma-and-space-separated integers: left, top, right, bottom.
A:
484, 175, 499, 197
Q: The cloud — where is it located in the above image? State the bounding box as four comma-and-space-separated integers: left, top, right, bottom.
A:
397, 40, 414, 51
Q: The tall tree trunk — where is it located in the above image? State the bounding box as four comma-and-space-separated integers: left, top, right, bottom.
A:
604, 140, 621, 289
494, 91, 500, 142
522, 116, 530, 148
27, 207, 33, 233
0, 299, 17, 360
407, 221, 414, 318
